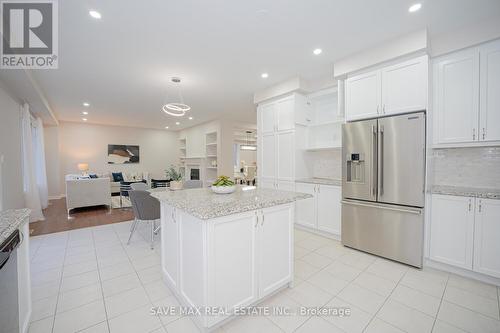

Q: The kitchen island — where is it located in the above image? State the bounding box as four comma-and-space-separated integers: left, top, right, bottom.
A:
150, 186, 310, 331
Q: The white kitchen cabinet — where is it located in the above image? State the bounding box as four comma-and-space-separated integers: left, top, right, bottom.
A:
295, 182, 341, 238
276, 97, 295, 131
345, 55, 428, 121
317, 185, 341, 235
260, 133, 276, 179
479, 39, 500, 142
259, 178, 275, 189
258, 206, 293, 298
209, 212, 258, 311
276, 130, 295, 181
430, 195, 475, 269
295, 182, 316, 228
345, 70, 381, 121
473, 198, 500, 278
17, 222, 31, 333
259, 103, 276, 135
433, 48, 479, 144
381, 55, 427, 115
161, 204, 179, 288
277, 180, 295, 191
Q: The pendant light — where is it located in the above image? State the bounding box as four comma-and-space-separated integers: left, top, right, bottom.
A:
162, 77, 190, 117
240, 130, 257, 151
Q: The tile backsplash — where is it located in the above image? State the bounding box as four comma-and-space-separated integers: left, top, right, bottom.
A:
306, 150, 342, 180
431, 147, 500, 189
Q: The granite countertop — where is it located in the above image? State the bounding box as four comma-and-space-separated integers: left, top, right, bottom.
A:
431, 185, 500, 200
0, 209, 30, 245
150, 186, 311, 220
295, 178, 342, 186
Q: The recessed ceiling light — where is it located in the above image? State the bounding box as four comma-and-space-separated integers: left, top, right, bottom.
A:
261, 73, 269, 79
82, 111, 88, 115
188, 116, 193, 120
408, 3, 422, 12
83, 102, 90, 107
82, 118, 87, 121
89, 10, 101, 19
165, 126, 169, 129
313, 48, 322, 55
175, 121, 180, 125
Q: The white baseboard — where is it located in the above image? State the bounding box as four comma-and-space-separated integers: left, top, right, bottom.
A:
48, 194, 65, 200
294, 224, 341, 241
425, 258, 500, 287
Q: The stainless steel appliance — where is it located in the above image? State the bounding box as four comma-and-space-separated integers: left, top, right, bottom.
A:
342, 112, 425, 267
0, 230, 21, 333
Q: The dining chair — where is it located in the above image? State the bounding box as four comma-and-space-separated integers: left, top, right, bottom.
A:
128, 190, 160, 249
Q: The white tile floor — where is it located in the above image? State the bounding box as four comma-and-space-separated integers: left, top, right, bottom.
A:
28, 221, 500, 333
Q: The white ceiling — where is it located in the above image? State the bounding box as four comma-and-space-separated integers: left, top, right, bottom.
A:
2, 0, 500, 130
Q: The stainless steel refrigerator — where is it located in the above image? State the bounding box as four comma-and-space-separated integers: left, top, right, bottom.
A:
341, 111, 425, 267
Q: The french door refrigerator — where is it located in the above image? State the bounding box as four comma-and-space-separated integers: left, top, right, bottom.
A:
341, 111, 425, 267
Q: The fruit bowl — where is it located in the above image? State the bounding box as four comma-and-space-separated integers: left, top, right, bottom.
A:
211, 185, 236, 194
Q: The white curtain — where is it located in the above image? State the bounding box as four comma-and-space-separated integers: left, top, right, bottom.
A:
21, 104, 44, 221
33, 117, 48, 209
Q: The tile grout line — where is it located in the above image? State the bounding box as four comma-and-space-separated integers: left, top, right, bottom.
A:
92, 227, 113, 333
50, 231, 70, 333
430, 271, 450, 332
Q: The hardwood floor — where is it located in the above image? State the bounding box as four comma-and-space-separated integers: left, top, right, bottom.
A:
29, 198, 134, 236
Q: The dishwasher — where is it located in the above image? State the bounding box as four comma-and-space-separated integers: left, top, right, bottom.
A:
0, 229, 21, 333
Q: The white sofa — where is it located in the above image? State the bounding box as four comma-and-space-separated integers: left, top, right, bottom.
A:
65, 175, 111, 213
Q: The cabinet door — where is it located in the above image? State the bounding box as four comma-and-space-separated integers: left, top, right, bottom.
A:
473, 199, 500, 278
208, 212, 258, 309
260, 133, 276, 179
277, 180, 295, 192
430, 195, 474, 269
382, 56, 427, 115
259, 177, 276, 189
259, 102, 276, 135
276, 130, 294, 180
161, 205, 179, 287
259, 205, 293, 298
295, 182, 317, 229
276, 96, 295, 131
434, 49, 479, 144
317, 185, 341, 236
345, 70, 381, 121
479, 39, 500, 142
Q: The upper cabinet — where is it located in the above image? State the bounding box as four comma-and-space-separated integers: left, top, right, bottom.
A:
433, 48, 479, 145
433, 39, 500, 146
480, 39, 500, 142
345, 55, 428, 121
258, 94, 308, 135
345, 70, 381, 120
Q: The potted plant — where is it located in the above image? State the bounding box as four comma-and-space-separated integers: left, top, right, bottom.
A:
166, 166, 183, 190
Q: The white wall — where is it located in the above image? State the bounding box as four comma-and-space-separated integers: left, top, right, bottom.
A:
44, 121, 179, 196
0, 85, 24, 210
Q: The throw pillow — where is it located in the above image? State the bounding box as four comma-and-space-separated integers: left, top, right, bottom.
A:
112, 172, 124, 182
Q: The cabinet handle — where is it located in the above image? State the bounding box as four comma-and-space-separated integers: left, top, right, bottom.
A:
472, 128, 476, 141
318, 185, 321, 193
261, 212, 265, 226
383, 104, 386, 114
376, 105, 379, 114
468, 199, 472, 212
478, 200, 482, 213
171, 209, 176, 223
482, 128, 486, 140
254, 211, 259, 228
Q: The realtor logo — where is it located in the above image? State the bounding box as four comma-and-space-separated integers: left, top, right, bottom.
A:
1, 0, 58, 69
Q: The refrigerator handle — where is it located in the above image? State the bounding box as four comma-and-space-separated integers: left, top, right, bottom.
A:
379, 125, 384, 197
371, 125, 377, 198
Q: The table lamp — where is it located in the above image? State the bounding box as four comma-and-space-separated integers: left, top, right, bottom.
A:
77, 163, 89, 176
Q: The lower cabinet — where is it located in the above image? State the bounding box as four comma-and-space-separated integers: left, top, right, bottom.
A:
18, 222, 31, 333
430, 194, 500, 278
161, 204, 179, 287
473, 198, 500, 278
259, 178, 295, 191
295, 182, 341, 237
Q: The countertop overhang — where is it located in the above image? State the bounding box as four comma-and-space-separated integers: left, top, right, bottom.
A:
431, 185, 500, 200
0, 209, 31, 245
150, 187, 311, 220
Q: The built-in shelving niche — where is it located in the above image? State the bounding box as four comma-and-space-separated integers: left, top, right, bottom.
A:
205, 131, 218, 186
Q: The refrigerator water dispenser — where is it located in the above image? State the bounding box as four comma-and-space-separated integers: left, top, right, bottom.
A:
346, 153, 365, 183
